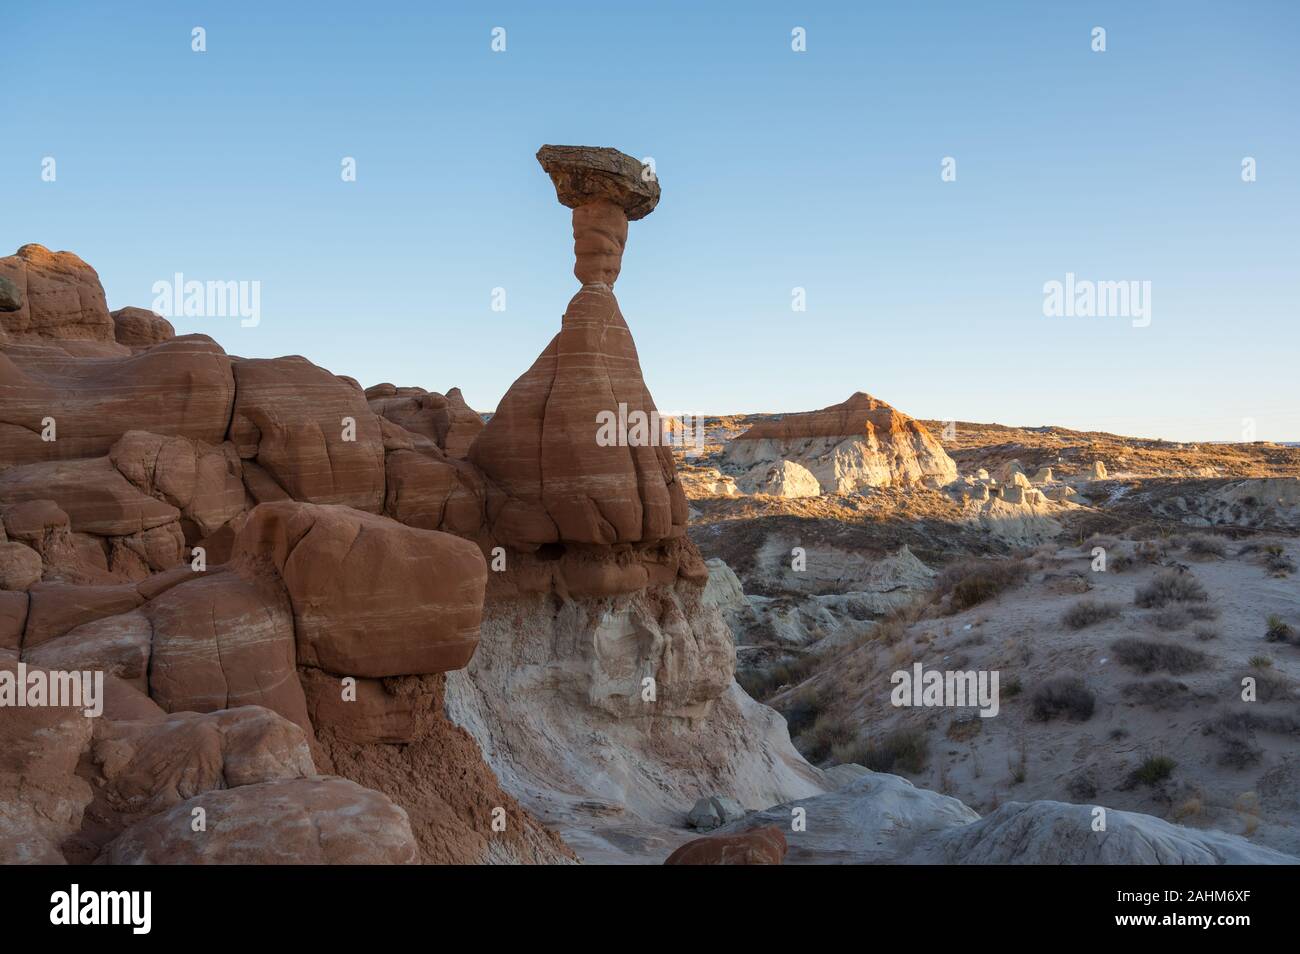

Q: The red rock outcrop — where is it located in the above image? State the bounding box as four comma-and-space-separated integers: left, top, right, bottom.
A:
663, 826, 788, 865
91, 706, 316, 816
111, 306, 175, 349
98, 777, 420, 865
0, 660, 95, 863
229, 356, 385, 512
0, 144, 812, 867
144, 568, 311, 731
233, 501, 487, 678
0, 244, 114, 344
365, 384, 484, 458
0, 334, 235, 466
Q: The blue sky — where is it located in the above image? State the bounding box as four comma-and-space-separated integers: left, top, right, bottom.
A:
4, 1, 1297, 441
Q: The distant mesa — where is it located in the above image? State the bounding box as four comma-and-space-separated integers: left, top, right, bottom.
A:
725, 391, 958, 495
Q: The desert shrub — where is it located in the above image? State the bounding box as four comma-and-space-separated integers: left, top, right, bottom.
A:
1108, 551, 1135, 573
1204, 709, 1300, 768
946, 715, 983, 742
1121, 678, 1196, 710
1266, 550, 1297, 576
1030, 675, 1095, 721
1062, 599, 1122, 630
1134, 570, 1208, 608
1217, 733, 1263, 769
844, 726, 930, 774
1210, 708, 1300, 737
742, 649, 829, 701
1185, 602, 1220, 621
1001, 676, 1023, 698
777, 684, 823, 737
1135, 540, 1164, 564
1265, 615, 1296, 644
1186, 534, 1227, 558
934, 558, 1028, 613
799, 711, 855, 764
1192, 624, 1219, 641
1131, 754, 1177, 786
1241, 667, 1295, 703
1066, 773, 1098, 800
1111, 637, 1209, 675
1248, 655, 1273, 669
1246, 542, 1297, 575
1152, 605, 1192, 631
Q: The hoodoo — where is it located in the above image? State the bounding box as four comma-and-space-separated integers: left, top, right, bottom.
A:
470, 145, 688, 556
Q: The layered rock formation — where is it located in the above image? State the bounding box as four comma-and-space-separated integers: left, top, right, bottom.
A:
468, 152, 689, 567
0, 150, 820, 865
724, 392, 958, 495
0, 240, 570, 864
445, 146, 825, 860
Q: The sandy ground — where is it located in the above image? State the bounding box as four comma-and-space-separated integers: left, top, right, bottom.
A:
769, 537, 1300, 857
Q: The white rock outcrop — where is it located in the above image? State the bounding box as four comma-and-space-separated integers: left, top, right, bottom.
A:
443, 582, 827, 862
724, 392, 957, 495
714, 774, 1299, 865
738, 459, 821, 498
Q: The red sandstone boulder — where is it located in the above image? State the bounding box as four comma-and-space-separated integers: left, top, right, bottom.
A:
100, 675, 166, 723
0, 457, 182, 536
0, 244, 113, 343
0, 541, 42, 590
0, 591, 27, 652
300, 668, 428, 744
0, 334, 235, 466
233, 502, 487, 678
383, 448, 485, 536
92, 706, 316, 815
1, 498, 69, 544
111, 306, 175, 348
144, 569, 311, 732
0, 660, 95, 863
365, 384, 484, 458
664, 826, 788, 865
109, 430, 246, 537
24, 609, 152, 687
229, 356, 385, 512
98, 777, 419, 864
23, 581, 144, 649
